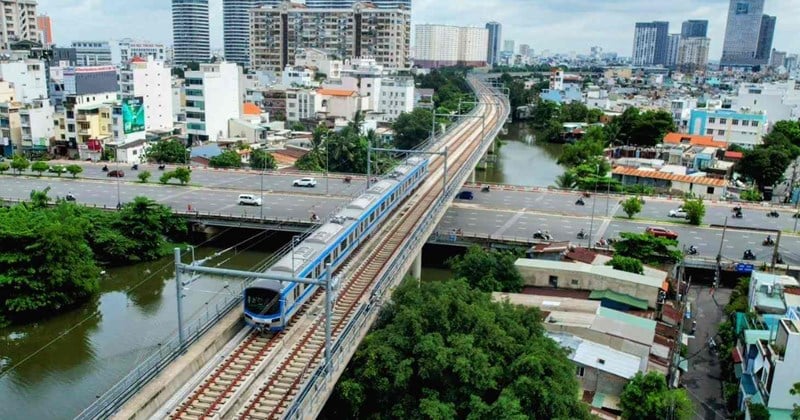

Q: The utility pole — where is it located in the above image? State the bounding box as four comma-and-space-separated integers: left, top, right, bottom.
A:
715, 217, 728, 289
771, 231, 782, 271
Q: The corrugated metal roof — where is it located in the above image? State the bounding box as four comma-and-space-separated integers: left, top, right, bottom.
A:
493, 292, 600, 314
515, 259, 664, 289
573, 339, 641, 379
613, 166, 727, 187
588, 289, 649, 310
663, 132, 727, 148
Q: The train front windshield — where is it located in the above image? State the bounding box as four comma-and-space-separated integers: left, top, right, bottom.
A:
245, 288, 280, 316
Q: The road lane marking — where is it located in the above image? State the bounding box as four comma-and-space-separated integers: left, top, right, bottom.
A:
492, 208, 527, 237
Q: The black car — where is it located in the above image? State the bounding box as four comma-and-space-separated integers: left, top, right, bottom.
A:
456, 191, 474, 200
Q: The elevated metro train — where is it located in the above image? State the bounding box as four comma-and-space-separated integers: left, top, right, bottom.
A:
243, 156, 430, 332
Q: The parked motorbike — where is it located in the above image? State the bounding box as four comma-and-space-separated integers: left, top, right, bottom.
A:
343, 176, 352, 184
533, 231, 553, 241
767, 210, 779, 218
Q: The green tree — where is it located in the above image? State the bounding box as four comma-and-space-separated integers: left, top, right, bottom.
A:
747, 402, 771, 420
683, 198, 706, 225
28, 187, 51, 209
137, 170, 151, 183
613, 232, 682, 265
622, 196, 643, 218
66, 164, 83, 178
789, 382, 800, 419
250, 148, 277, 170
738, 146, 791, 189
557, 126, 606, 167
560, 102, 589, 123
724, 277, 751, 316
173, 167, 191, 185
628, 110, 676, 146
291, 122, 306, 131
159, 171, 173, 184
393, 108, 434, 150
555, 171, 578, 189
0, 162, 9, 174
116, 197, 185, 261
30, 160, 49, 176
324, 279, 590, 420
209, 150, 242, 168
530, 99, 561, 129
606, 255, 644, 274
448, 246, 523, 292
619, 372, 692, 420
146, 139, 187, 163
50, 165, 65, 177
10, 155, 29, 174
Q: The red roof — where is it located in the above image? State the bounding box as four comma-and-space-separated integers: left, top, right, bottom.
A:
724, 151, 744, 160
243, 102, 261, 116
130, 56, 146, 63
565, 248, 598, 264
613, 166, 727, 187
664, 132, 727, 148
317, 88, 356, 97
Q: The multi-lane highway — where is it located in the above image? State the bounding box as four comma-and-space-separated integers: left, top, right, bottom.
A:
440, 186, 800, 265
4, 171, 799, 264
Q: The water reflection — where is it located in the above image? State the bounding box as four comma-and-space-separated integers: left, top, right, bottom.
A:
477, 121, 565, 187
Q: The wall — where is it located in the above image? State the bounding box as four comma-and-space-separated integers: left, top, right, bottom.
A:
578, 365, 629, 398
0, 60, 48, 102
132, 59, 173, 131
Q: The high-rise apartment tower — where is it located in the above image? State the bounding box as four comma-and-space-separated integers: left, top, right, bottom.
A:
172, 0, 210, 65
485, 21, 502, 66
223, 0, 279, 66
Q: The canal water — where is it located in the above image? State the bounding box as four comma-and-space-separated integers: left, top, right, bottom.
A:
0, 230, 287, 419
476, 121, 565, 187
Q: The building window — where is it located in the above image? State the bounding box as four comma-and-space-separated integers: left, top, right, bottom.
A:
708, 117, 715, 123
571, 279, 579, 286
576, 366, 585, 377
706, 129, 713, 135
732, 119, 739, 125
717, 130, 725, 135
752, 121, 759, 127
707, 187, 715, 194
719, 118, 727, 124
548, 275, 558, 287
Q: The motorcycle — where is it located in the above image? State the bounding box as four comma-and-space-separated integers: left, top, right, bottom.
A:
65, 194, 76, 202
158, 164, 166, 170
688, 246, 698, 255
743, 250, 756, 260
533, 232, 553, 241
481, 185, 491, 192
102, 165, 109, 172
733, 211, 743, 219
582, 192, 591, 198
575, 198, 585, 206
343, 176, 352, 184
767, 210, 779, 218
763, 238, 775, 246
131, 164, 139, 171
577, 231, 587, 239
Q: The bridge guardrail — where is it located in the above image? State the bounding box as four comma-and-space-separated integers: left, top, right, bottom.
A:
284, 79, 510, 419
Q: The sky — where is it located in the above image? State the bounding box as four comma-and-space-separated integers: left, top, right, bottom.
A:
38, 0, 798, 58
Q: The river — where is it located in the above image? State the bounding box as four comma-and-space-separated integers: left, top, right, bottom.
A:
0, 230, 284, 419
476, 121, 565, 187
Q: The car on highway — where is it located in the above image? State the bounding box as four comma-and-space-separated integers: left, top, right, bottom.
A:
645, 226, 679, 240
293, 177, 317, 187
237, 194, 262, 206
456, 191, 474, 200
668, 207, 688, 218
49, 165, 66, 174
107, 170, 124, 178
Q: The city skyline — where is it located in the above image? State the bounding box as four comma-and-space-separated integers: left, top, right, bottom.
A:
37, 0, 797, 58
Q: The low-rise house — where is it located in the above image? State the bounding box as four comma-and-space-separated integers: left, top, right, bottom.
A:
612, 166, 727, 199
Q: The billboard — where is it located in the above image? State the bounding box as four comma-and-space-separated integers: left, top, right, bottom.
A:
122, 97, 145, 134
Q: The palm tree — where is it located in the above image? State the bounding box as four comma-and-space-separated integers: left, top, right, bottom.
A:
29, 186, 51, 208
555, 172, 578, 190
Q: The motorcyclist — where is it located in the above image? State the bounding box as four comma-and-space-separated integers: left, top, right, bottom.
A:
765, 235, 773, 245
688, 245, 697, 254
535, 229, 542, 238
578, 228, 585, 238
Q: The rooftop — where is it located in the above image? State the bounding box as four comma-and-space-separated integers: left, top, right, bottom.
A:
663, 132, 727, 148
588, 289, 649, 311
572, 337, 642, 379
515, 259, 665, 289
612, 166, 727, 187
317, 88, 356, 97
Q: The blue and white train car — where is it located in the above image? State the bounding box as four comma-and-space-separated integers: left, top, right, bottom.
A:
244, 156, 429, 331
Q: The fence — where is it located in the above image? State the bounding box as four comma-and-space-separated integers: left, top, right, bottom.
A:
283, 79, 510, 419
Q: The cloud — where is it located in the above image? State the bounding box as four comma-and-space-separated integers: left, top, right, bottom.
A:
37, 0, 798, 57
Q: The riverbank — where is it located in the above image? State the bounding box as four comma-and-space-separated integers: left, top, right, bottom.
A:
476, 121, 565, 187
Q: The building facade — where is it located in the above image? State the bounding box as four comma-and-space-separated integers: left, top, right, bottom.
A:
666, 33, 681, 68
375, 76, 413, 122
112, 39, 167, 65
414, 24, 489, 68
36, 14, 52, 46
688, 108, 768, 147
632, 21, 669, 66
0, 0, 38, 49
184, 62, 242, 143
485, 21, 501, 67
681, 19, 708, 38
172, 0, 211, 65
120, 57, 174, 132
720, 0, 772, 67
755, 14, 776, 63
0, 59, 47, 102
250, 2, 410, 73
72, 41, 113, 66
677, 37, 710, 73
223, 0, 278, 66
304, 0, 410, 7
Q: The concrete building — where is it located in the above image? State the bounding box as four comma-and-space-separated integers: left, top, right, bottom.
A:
281, 65, 316, 87
19, 98, 54, 154
373, 76, 413, 122
304, 0, 410, 7
120, 57, 174, 132
681, 19, 708, 38
0, 0, 39, 49
519, 44, 531, 58
184, 61, 242, 143
315, 87, 359, 120
632, 21, 669, 66
284, 88, 317, 122
666, 33, 681, 68
71, 41, 112, 66
514, 259, 665, 308
502, 39, 514, 55
0, 58, 47, 102
36, 14, 52, 46
172, 0, 210, 65
688, 108, 768, 147
250, 2, 410, 73
112, 39, 167, 65
770, 49, 787, 69
62, 65, 118, 96
414, 24, 489, 68
294, 48, 343, 80
732, 80, 800, 122
720, 0, 774, 68
222, 0, 278, 66
485, 21, 501, 66
676, 37, 710, 73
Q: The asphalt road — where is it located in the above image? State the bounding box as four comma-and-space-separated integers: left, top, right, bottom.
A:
0, 176, 349, 222
18, 160, 368, 197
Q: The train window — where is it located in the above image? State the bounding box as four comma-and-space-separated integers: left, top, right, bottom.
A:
245, 289, 280, 315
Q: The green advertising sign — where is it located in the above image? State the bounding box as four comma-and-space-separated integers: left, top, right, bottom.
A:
122, 97, 145, 134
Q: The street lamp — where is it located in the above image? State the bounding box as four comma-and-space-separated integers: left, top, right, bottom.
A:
291, 235, 300, 274
587, 164, 599, 248
260, 156, 265, 220
325, 138, 329, 196
115, 149, 121, 209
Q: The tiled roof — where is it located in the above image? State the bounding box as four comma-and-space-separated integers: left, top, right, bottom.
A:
566, 247, 599, 264
613, 166, 727, 187
317, 88, 356, 97
243, 102, 261, 115
724, 151, 744, 159
663, 132, 727, 148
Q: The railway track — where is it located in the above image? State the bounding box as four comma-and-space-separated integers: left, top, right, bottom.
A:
169, 82, 504, 420
235, 88, 503, 419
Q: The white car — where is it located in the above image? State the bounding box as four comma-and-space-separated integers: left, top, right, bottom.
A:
293, 177, 317, 187
668, 208, 688, 218
237, 194, 262, 206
